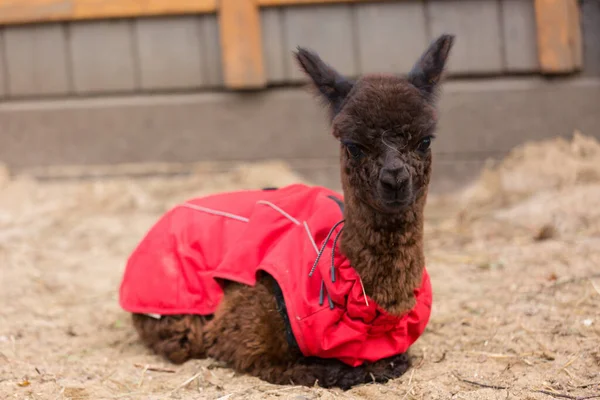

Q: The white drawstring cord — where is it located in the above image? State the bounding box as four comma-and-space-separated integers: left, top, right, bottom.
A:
257, 200, 300, 225
177, 197, 368, 307
180, 203, 249, 222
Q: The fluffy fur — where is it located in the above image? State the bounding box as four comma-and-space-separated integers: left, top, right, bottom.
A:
130, 34, 455, 390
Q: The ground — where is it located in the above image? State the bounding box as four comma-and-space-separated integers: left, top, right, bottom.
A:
1, 133, 599, 400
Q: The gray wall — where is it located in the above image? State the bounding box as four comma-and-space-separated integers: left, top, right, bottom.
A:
0, 15, 223, 98
262, 0, 540, 82
581, 0, 600, 76
1, 77, 598, 192
0, 0, 542, 99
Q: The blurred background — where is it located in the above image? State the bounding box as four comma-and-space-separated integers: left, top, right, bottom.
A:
0, 0, 597, 192
1, 1, 599, 399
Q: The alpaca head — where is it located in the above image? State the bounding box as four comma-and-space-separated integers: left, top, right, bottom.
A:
295, 35, 454, 214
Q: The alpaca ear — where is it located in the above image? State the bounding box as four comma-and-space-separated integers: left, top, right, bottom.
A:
294, 47, 353, 117
408, 34, 455, 99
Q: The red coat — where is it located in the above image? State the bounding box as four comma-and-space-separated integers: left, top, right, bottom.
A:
119, 184, 432, 367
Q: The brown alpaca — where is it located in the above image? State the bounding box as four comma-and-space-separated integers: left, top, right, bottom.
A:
126, 34, 454, 390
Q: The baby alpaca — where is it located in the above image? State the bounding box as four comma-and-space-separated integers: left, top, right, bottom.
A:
120, 34, 455, 390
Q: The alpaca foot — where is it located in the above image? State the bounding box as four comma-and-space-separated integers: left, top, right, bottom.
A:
253, 353, 411, 390
364, 353, 412, 384
302, 353, 411, 389
131, 313, 209, 364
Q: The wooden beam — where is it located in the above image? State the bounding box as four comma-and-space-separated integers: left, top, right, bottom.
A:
0, 0, 389, 26
534, 0, 582, 73
219, 0, 266, 89
0, 0, 388, 27
259, 0, 363, 5
0, 0, 217, 26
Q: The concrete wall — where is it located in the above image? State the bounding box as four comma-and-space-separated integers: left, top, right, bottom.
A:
0, 0, 599, 193
1, 77, 598, 192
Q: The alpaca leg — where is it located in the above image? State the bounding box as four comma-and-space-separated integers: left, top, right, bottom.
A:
202, 276, 300, 372
201, 279, 366, 388
202, 274, 411, 389
131, 313, 209, 364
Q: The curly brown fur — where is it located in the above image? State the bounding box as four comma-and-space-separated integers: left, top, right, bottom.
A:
130, 34, 455, 389
134, 275, 411, 389
131, 313, 209, 364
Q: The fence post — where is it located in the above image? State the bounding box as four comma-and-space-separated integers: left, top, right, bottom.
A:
534, 0, 582, 73
219, 0, 267, 89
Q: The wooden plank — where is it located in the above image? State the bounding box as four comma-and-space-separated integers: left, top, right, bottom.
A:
136, 16, 204, 90
261, 7, 286, 83
283, 4, 356, 81
260, 0, 373, 5
355, 1, 428, 75
428, 0, 503, 74
0, 0, 411, 26
534, 0, 582, 73
200, 14, 223, 86
69, 20, 137, 93
219, 0, 265, 89
0, 0, 217, 26
501, 0, 539, 72
4, 23, 70, 96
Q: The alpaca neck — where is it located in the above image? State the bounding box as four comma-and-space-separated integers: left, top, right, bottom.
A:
340, 195, 426, 316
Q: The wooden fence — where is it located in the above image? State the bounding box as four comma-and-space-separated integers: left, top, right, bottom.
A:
0, 0, 583, 93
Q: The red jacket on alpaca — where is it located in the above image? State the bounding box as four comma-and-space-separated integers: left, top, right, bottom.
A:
119, 184, 432, 367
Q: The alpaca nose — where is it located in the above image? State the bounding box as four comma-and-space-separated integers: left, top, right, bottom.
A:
379, 166, 409, 192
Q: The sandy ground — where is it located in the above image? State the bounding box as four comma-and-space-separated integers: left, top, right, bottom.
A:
1, 133, 599, 400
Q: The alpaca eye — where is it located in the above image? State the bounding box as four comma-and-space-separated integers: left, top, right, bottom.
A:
344, 143, 364, 160
417, 137, 432, 152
